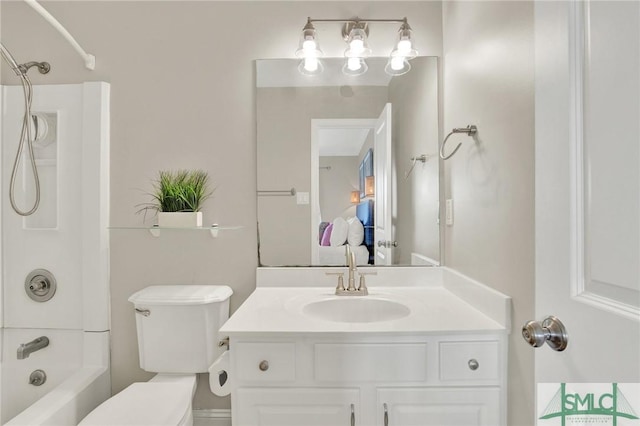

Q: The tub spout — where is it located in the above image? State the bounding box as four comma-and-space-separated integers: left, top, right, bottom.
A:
17, 336, 49, 360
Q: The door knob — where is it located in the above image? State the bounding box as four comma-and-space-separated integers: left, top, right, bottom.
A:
522, 315, 568, 351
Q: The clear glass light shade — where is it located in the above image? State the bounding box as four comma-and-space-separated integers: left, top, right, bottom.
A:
298, 57, 324, 76
394, 27, 418, 59
344, 27, 372, 58
342, 57, 368, 76
384, 55, 411, 76
295, 27, 323, 58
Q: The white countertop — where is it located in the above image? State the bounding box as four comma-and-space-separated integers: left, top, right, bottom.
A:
220, 285, 508, 336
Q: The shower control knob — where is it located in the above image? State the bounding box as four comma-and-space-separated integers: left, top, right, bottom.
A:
25, 269, 57, 303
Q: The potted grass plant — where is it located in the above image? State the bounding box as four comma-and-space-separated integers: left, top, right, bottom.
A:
138, 169, 213, 228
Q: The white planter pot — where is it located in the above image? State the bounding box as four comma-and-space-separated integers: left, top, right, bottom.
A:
157, 212, 202, 228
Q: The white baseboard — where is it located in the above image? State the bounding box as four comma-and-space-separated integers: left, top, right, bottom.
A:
193, 409, 231, 426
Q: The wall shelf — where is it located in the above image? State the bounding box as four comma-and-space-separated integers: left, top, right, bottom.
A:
109, 225, 243, 238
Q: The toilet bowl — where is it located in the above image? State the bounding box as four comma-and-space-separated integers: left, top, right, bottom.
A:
79, 285, 232, 426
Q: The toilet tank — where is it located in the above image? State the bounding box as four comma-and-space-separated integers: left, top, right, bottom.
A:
128, 285, 233, 373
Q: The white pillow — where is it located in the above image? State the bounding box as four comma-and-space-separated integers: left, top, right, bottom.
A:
330, 217, 349, 246
347, 217, 364, 246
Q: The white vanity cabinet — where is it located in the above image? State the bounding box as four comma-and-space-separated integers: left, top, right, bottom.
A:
228, 334, 507, 426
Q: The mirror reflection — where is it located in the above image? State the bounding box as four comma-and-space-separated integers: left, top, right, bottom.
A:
257, 57, 439, 266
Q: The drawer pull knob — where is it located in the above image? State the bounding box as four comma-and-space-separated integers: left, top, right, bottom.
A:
468, 359, 479, 370
259, 360, 269, 371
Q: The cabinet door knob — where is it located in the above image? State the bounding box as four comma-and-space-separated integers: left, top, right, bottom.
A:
258, 360, 269, 371
468, 359, 479, 370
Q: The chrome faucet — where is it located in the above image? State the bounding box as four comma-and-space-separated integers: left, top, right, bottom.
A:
17, 336, 49, 360
346, 245, 358, 292
330, 246, 372, 296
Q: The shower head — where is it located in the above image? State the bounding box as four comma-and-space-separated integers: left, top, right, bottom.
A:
0, 42, 50, 76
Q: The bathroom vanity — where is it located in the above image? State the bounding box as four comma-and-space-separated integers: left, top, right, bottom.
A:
218, 267, 511, 426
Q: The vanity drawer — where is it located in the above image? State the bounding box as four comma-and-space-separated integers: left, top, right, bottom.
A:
439, 341, 500, 382
315, 343, 428, 382
236, 342, 296, 382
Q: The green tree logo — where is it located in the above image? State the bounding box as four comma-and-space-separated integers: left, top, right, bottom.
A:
540, 383, 639, 425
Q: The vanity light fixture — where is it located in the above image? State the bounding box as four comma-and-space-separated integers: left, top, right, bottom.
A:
350, 191, 361, 204
385, 21, 418, 76
295, 19, 324, 76
295, 17, 418, 77
342, 21, 370, 76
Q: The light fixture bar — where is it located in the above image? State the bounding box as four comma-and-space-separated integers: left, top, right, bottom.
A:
306, 17, 408, 24
295, 17, 417, 77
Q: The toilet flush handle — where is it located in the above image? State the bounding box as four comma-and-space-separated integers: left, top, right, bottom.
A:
135, 308, 150, 317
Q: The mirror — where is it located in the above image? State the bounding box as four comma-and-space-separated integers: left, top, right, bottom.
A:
257, 57, 440, 266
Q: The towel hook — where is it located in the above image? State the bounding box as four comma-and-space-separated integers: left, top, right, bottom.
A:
439, 125, 478, 160
404, 154, 429, 180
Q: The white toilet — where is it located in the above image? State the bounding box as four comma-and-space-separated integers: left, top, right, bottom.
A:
80, 285, 233, 426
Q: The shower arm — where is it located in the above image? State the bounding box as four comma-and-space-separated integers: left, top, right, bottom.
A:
23, 0, 95, 70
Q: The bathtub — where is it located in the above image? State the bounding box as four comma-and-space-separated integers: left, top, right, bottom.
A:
1, 329, 110, 426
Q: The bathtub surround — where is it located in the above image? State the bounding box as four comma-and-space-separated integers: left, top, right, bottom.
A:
0, 83, 110, 423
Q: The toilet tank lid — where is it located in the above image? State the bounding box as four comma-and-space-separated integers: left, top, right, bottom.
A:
128, 285, 233, 306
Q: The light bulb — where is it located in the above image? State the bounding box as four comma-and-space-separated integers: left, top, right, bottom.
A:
397, 39, 412, 54
391, 56, 405, 71
303, 39, 317, 52
350, 38, 364, 54
304, 57, 319, 72
347, 57, 362, 71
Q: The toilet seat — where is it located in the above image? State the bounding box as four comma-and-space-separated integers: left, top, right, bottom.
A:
79, 376, 195, 426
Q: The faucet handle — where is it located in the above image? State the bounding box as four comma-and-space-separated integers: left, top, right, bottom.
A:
325, 272, 346, 292
357, 271, 377, 293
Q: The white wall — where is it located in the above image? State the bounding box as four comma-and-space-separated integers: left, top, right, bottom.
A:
442, 2, 535, 425
390, 56, 439, 264
1, 1, 443, 409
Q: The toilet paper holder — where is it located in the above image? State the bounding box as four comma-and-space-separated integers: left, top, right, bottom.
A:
209, 350, 231, 396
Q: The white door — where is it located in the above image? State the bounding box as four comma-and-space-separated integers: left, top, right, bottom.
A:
374, 103, 394, 265
534, 1, 639, 421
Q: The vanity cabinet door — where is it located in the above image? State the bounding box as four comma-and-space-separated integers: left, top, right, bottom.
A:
376, 388, 501, 426
235, 388, 360, 426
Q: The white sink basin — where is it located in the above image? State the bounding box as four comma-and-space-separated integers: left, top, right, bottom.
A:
302, 297, 411, 323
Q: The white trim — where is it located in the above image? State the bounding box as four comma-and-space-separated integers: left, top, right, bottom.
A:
81, 82, 111, 332
310, 118, 376, 265
193, 409, 231, 426
568, 1, 639, 321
